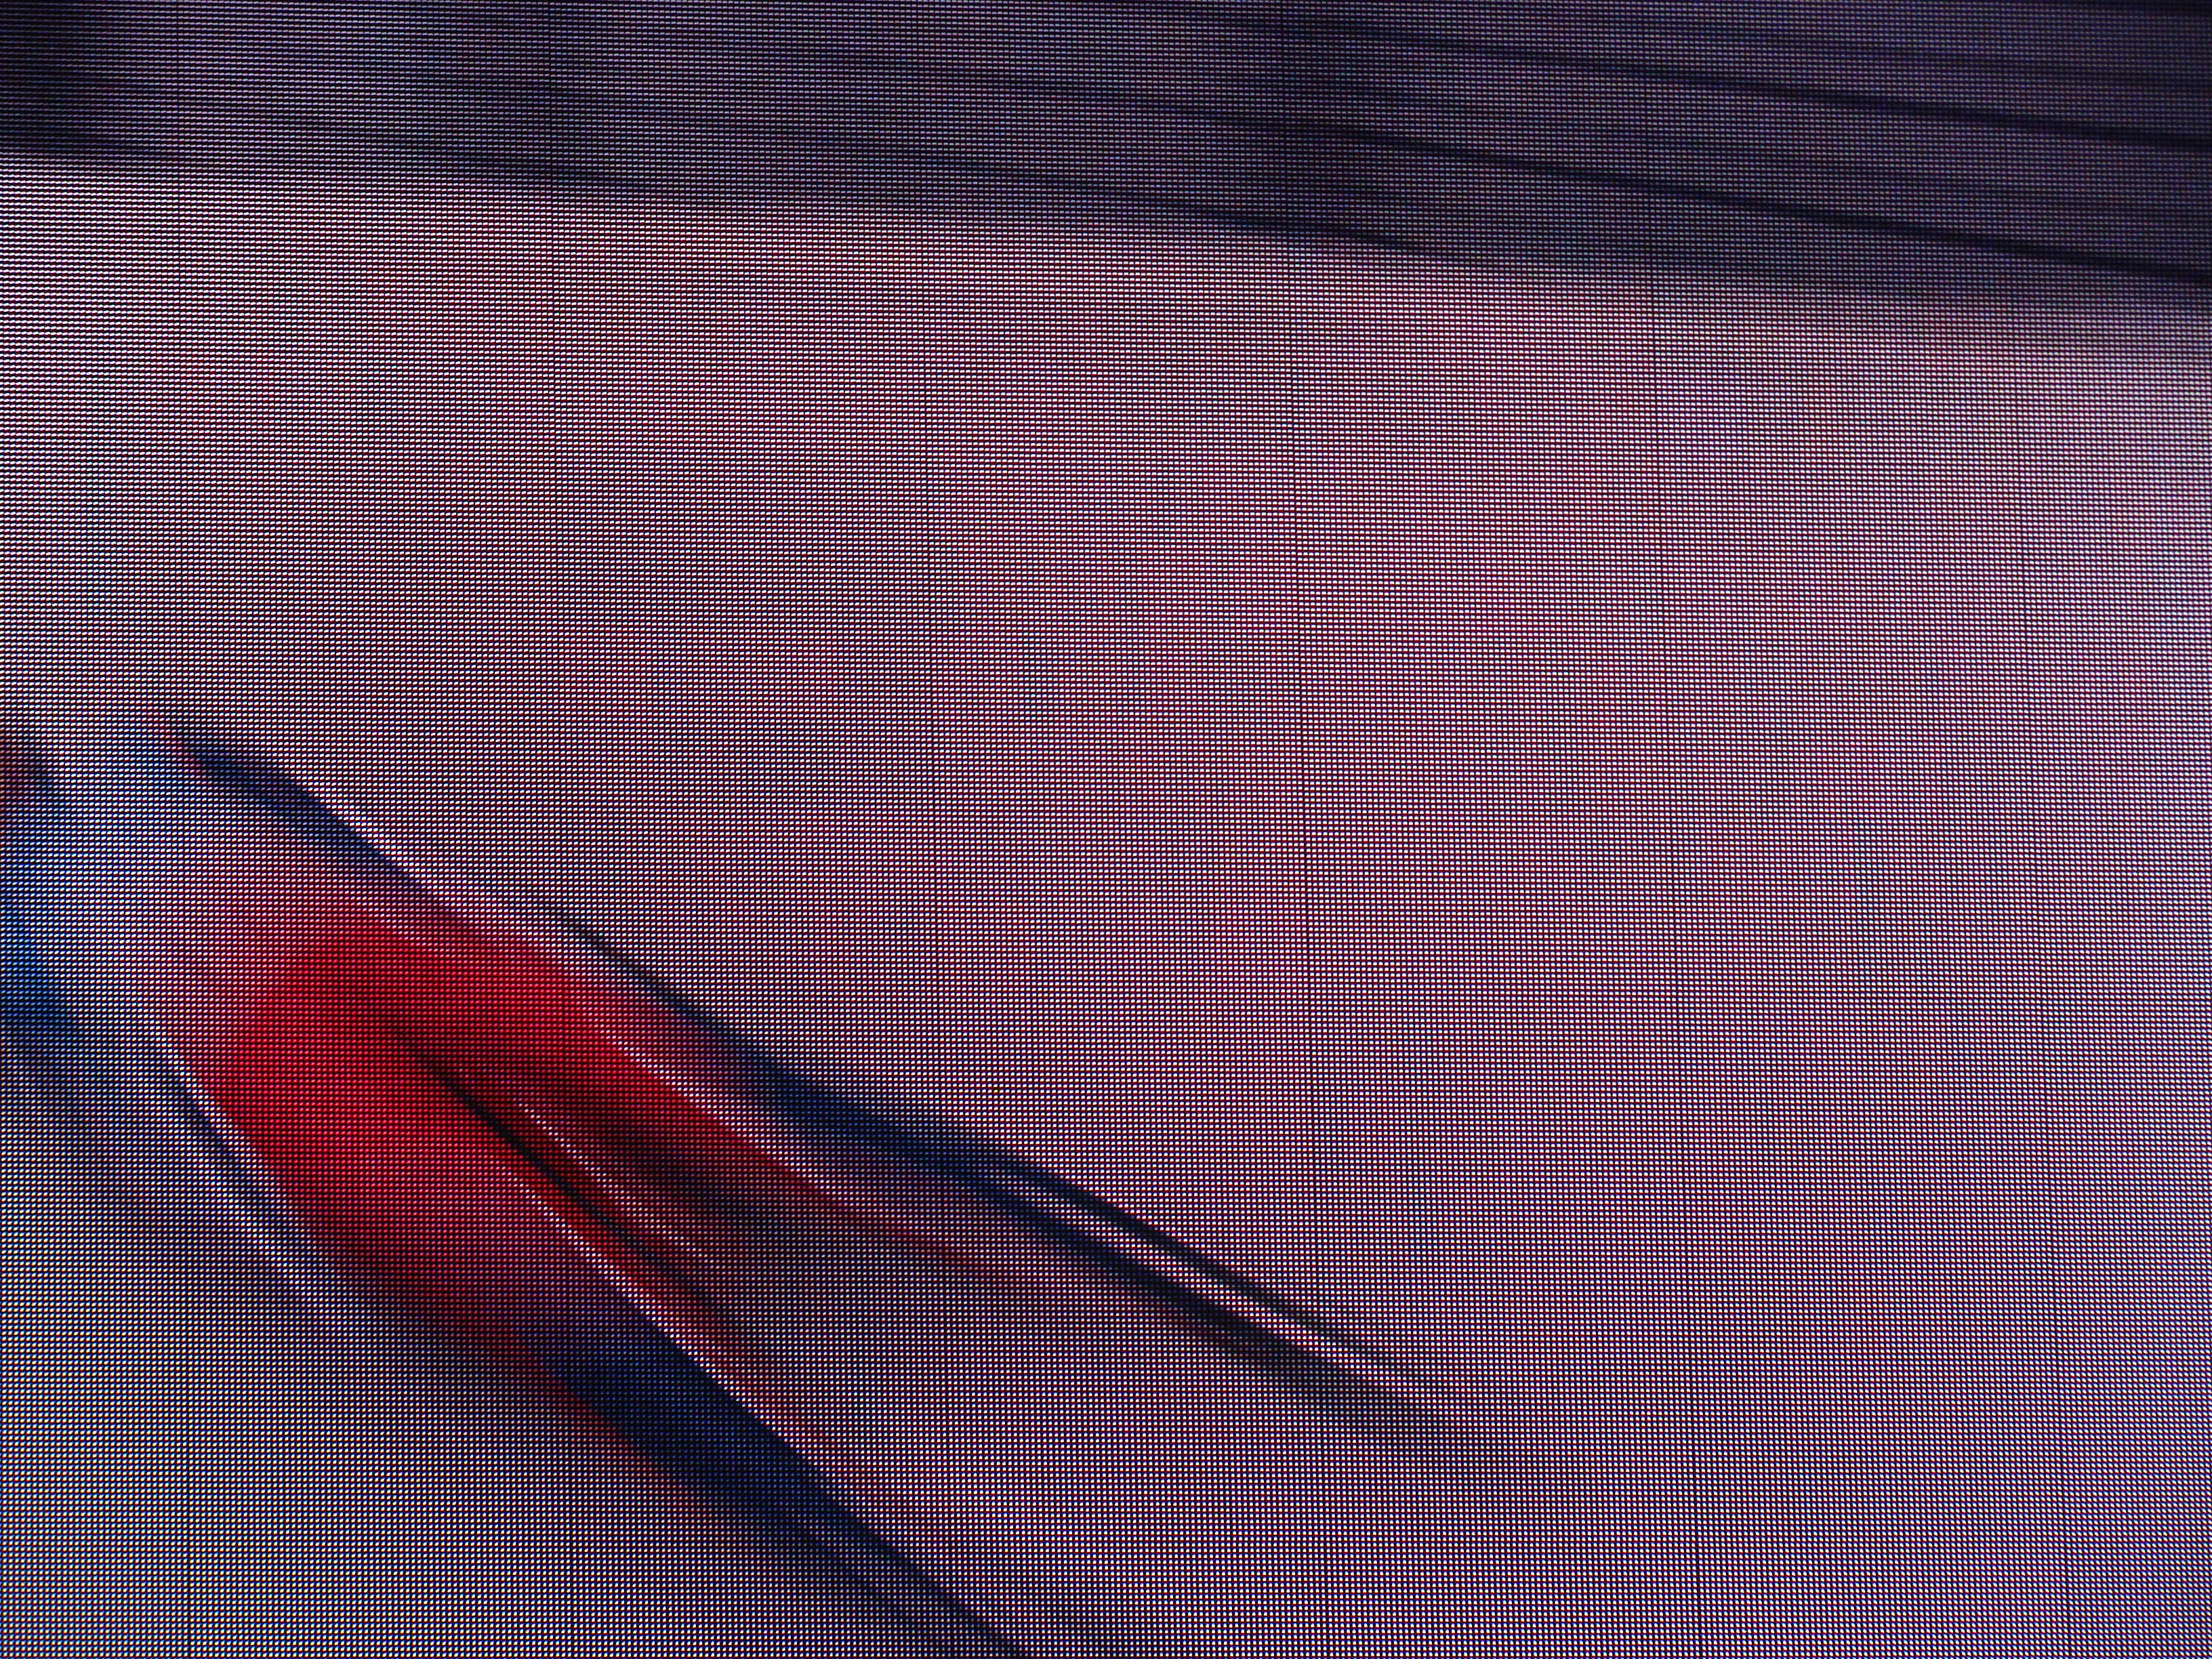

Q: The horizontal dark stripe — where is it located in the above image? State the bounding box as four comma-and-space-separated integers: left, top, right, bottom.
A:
11, 5, 2209, 299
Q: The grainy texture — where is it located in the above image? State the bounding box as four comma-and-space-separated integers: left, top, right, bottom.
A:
6, 100, 2211, 1659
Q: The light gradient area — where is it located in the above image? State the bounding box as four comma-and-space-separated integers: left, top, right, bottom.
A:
7, 156, 2212, 1656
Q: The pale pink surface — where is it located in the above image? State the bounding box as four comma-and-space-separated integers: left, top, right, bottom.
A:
7, 158, 2212, 1654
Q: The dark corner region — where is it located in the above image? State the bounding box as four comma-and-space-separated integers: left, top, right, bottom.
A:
4, 3, 142, 154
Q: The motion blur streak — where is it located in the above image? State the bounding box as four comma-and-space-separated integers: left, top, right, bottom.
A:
2, 714, 1465, 1659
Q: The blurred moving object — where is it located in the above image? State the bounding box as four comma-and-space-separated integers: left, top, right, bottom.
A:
4, 104, 2211, 1658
